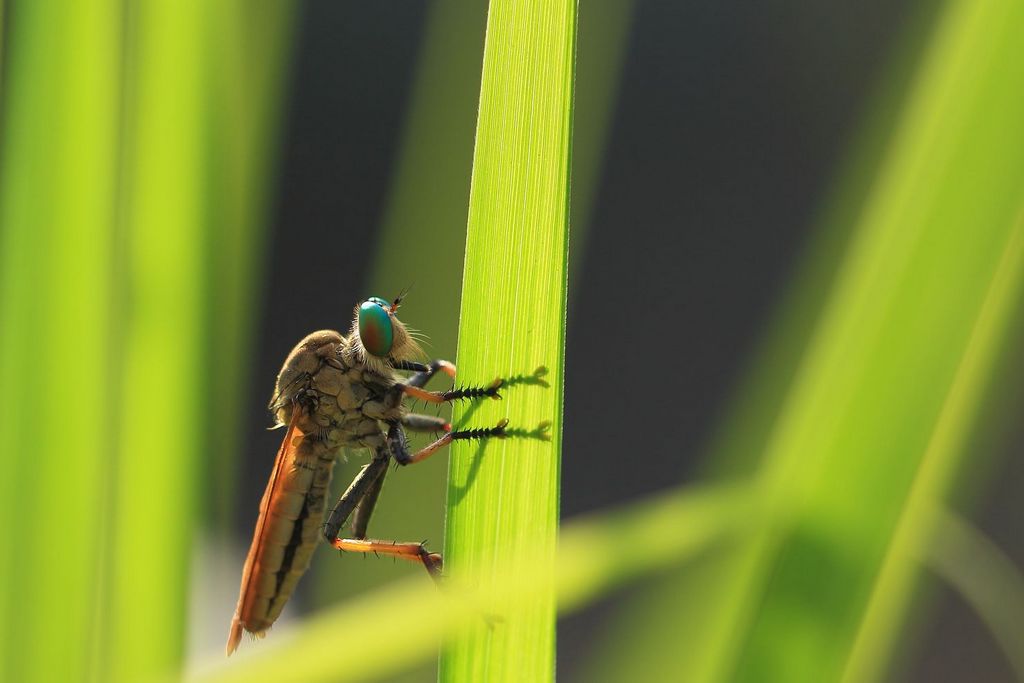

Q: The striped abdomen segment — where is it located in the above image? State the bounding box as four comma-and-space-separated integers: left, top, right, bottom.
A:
227, 419, 336, 653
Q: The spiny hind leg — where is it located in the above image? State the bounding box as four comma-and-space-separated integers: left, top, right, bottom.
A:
322, 455, 389, 545
327, 418, 507, 580
350, 462, 387, 539
350, 415, 458, 537
331, 538, 443, 580
324, 442, 443, 580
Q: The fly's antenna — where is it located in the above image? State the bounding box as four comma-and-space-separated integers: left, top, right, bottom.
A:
391, 282, 415, 314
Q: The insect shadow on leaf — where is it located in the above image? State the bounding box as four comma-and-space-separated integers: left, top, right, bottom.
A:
448, 366, 552, 506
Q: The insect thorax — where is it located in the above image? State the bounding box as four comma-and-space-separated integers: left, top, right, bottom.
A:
270, 329, 403, 451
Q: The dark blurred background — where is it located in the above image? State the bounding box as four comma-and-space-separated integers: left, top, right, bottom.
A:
233, 1, 1021, 681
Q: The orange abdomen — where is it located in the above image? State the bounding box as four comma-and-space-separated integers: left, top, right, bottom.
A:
227, 420, 335, 653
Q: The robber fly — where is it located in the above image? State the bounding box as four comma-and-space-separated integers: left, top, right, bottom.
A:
226, 295, 507, 655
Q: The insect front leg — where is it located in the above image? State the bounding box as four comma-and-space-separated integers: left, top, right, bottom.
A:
393, 358, 456, 388
387, 420, 508, 466
397, 360, 493, 433
398, 376, 504, 404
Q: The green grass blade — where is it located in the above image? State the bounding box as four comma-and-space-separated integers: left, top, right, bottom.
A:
101, 3, 213, 680
0, 1, 6, 88
184, 0, 297, 662
568, 0, 634, 281
585, 0, 1024, 680
598, 0, 1024, 679
730, 0, 1024, 676
204, 0, 296, 532
1, 2, 292, 680
439, 0, 578, 680
693, 2, 941, 484
0, 3, 121, 681
189, 483, 758, 683
839, 212, 1024, 680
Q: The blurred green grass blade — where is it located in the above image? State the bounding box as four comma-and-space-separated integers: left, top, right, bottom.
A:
568, 0, 634, 283
101, 2, 213, 680
580, 2, 944, 679
922, 507, 1024, 679
580, 19, 949, 678
439, 0, 577, 680
0, 2, 5, 84
586, 0, 1024, 679
555, 484, 758, 612
190, 483, 757, 683
580, 9, 941, 674
696, 1, 942, 484
840, 212, 1024, 681
730, 0, 1024, 676
0, 3, 121, 681
368, 0, 486, 313
205, 0, 296, 531
717, 0, 1024, 678
367, 0, 488, 368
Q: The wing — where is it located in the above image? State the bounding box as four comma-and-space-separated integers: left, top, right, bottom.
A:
227, 409, 326, 655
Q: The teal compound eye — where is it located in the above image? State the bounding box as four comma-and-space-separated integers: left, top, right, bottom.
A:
358, 298, 394, 357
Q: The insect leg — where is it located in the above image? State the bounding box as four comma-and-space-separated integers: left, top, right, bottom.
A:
390, 419, 508, 466
322, 454, 389, 544
393, 359, 456, 388
327, 432, 442, 578
400, 377, 503, 404
402, 412, 450, 432
350, 463, 387, 539
327, 419, 504, 580
396, 362, 464, 433
331, 538, 443, 579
